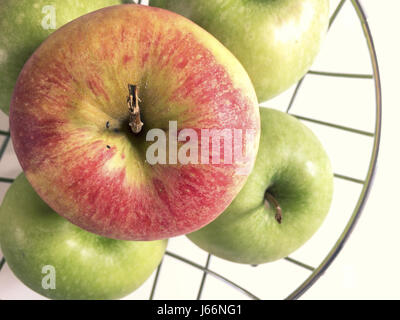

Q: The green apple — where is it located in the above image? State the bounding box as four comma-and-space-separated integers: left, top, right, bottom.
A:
0, 173, 167, 300
0, 0, 128, 115
187, 108, 334, 264
149, 0, 330, 102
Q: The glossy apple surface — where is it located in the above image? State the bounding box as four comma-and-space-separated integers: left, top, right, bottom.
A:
0, 174, 167, 300
187, 108, 334, 264
150, 0, 330, 102
0, 0, 127, 115
10, 5, 260, 241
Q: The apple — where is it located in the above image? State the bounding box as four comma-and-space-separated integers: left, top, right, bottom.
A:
9, 5, 260, 241
0, 0, 129, 115
0, 173, 167, 300
149, 0, 330, 103
187, 108, 334, 264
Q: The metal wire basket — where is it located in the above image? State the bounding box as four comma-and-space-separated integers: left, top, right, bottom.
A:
0, 0, 381, 300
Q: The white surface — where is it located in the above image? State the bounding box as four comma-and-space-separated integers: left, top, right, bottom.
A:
0, 0, 399, 300
301, 0, 400, 300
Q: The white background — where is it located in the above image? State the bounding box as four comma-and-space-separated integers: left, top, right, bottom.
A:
301, 0, 400, 300
0, 0, 399, 300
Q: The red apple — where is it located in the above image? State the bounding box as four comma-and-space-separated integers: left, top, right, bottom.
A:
10, 5, 260, 241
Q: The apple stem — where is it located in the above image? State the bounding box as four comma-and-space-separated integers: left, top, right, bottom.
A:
127, 84, 144, 134
265, 192, 282, 224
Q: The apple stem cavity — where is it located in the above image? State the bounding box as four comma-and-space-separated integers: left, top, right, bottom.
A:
127, 84, 144, 134
265, 192, 282, 224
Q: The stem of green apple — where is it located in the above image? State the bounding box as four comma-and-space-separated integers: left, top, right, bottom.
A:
265, 192, 282, 224
127, 84, 143, 134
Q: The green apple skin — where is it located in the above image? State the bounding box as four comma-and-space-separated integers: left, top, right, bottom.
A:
0, 0, 127, 115
150, 0, 329, 103
0, 174, 167, 300
187, 108, 333, 264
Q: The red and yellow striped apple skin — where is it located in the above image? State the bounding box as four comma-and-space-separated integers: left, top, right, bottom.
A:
10, 5, 260, 240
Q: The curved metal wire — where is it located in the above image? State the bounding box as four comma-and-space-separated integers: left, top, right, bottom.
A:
0, 0, 381, 300
149, 0, 382, 300
286, 0, 382, 299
